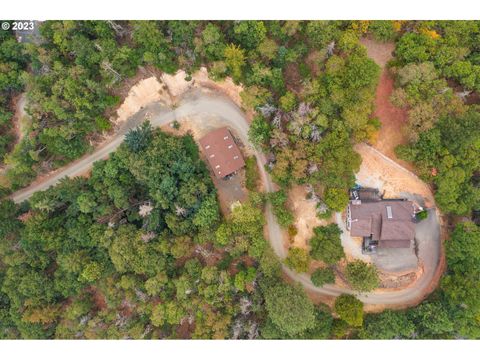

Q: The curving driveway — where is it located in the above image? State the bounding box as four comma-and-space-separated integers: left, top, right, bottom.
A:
10, 90, 441, 306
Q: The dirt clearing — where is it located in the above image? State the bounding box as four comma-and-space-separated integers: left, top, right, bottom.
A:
355, 143, 435, 207
360, 38, 395, 68
114, 76, 171, 127
287, 185, 333, 250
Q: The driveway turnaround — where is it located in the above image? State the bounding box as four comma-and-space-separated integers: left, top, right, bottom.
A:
10, 90, 441, 306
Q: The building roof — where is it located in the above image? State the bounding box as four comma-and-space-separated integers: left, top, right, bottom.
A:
349, 200, 415, 248
199, 127, 245, 179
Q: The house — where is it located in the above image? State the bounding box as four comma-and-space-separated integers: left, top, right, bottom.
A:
347, 199, 416, 249
199, 127, 245, 179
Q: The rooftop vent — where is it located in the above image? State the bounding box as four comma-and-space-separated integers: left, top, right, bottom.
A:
386, 206, 393, 219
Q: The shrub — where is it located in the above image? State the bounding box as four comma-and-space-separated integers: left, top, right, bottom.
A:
310, 267, 335, 287
416, 210, 428, 221
268, 190, 294, 228
285, 247, 310, 273
368, 20, 397, 42
324, 187, 349, 212
245, 156, 259, 191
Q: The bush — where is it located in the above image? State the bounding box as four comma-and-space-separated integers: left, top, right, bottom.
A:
268, 190, 294, 228
248, 114, 271, 147
310, 267, 335, 287
245, 156, 259, 191
279, 91, 297, 112
287, 224, 298, 238
416, 210, 428, 221
361, 310, 415, 339
285, 247, 310, 273
345, 260, 380, 292
324, 187, 349, 212
368, 21, 397, 42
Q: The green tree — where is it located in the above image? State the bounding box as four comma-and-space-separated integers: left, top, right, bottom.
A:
309, 224, 344, 265
361, 310, 415, 339
200, 23, 226, 61
345, 260, 380, 292
268, 190, 294, 228
408, 301, 454, 338
264, 282, 316, 337
285, 247, 310, 273
248, 115, 272, 147
224, 44, 245, 81
125, 121, 153, 153
368, 21, 397, 42
323, 187, 349, 212
334, 294, 363, 327
279, 91, 297, 112
232, 21, 267, 50
310, 267, 335, 287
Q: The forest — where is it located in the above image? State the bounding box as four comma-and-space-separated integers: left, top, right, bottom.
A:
0, 20, 479, 339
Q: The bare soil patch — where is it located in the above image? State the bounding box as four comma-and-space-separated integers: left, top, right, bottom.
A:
355, 143, 435, 207
12, 93, 30, 144
284, 63, 303, 95
360, 38, 395, 68
372, 70, 413, 170
192, 68, 244, 108
113, 76, 171, 128
287, 185, 333, 250
378, 270, 419, 290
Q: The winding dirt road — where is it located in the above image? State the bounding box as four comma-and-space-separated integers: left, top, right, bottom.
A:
10, 90, 440, 306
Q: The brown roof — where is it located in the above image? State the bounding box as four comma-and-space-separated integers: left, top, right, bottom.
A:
199, 127, 245, 179
349, 200, 415, 248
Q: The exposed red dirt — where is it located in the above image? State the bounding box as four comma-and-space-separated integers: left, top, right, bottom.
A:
360, 37, 414, 171
284, 63, 303, 95
371, 71, 414, 171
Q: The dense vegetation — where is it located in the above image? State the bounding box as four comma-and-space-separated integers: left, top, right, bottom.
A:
2, 20, 381, 212
0, 127, 335, 339
390, 21, 480, 218
1, 20, 480, 339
